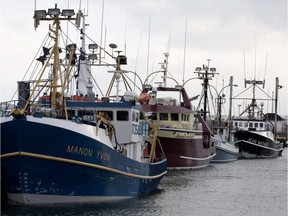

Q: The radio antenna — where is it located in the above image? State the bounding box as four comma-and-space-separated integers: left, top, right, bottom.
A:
182, 18, 187, 85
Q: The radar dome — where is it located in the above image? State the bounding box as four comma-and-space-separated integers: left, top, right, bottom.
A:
123, 91, 137, 102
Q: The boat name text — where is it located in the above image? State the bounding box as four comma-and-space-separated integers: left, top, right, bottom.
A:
66, 145, 93, 157
175, 133, 195, 138
247, 138, 268, 146
97, 151, 111, 161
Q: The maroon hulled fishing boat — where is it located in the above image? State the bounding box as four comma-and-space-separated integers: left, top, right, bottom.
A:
138, 54, 216, 169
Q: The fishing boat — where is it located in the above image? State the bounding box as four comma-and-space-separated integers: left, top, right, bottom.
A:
210, 123, 239, 163
138, 54, 216, 169
232, 78, 283, 158
194, 63, 238, 163
0, 5, 167, 205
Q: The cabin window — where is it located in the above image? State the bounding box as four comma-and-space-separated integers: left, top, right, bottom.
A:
181, 114, 185, 121
234, 122, 238, 127
249, 123, 253, 128
260, 123, 263, 128
135, 112, 139, 122
255, 123, 258, 128
239, 122, 243, 127
140, 112, 145, 120
171, 113, 179, 121
117, 111, 129, 121
132, 111, 136, 121
181, 113, 189, 121
98, 110, 113, 120
220, 129, 223, 135
160, 113, 168, 120
245, 122, 248, 127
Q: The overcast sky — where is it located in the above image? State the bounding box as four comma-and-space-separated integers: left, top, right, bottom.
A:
0, 0, 287, 115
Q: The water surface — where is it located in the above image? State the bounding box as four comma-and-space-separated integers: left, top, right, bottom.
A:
2, 149, 287, 216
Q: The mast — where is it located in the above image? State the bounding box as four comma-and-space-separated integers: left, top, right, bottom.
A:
14, 5, 81, 117
50, 17, 60, 110
203, 61, 209, 121
274, 77, 282, 139
195, 59, 217, 121
244, 78, 264, 118
228, 76, 233, 141
161, 52, 169, 87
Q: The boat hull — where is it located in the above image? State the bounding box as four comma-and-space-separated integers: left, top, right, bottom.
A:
234, 130, 283, 159
1, 116, 167, 205
155, 128, 216, 169
211, 137, 239, 163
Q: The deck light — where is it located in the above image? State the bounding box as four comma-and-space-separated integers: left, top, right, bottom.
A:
48, 4, 61, 16
61, 9, 75, 17
34, 10, 47, 19
88, 44, 98, 52
88, 54, 98, 61
48, 8, 61, 16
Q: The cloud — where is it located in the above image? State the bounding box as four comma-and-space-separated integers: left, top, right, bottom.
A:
0, 0, 287, 114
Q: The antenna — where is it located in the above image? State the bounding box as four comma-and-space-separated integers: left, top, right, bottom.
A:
254, 33, 257, 79
167, 35, 171, 54
182, 18, 187, 85
79, 0, 82, 11
124, 8, 128, 56
134, 33, 142, 91
243, 50, 246, 87
263, 53, 268, 88
99, 0, 105, 64
86, 0, 89, 16
146, 18, 151, 78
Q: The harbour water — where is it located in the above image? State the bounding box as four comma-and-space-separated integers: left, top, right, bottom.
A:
1, 149, 287, 216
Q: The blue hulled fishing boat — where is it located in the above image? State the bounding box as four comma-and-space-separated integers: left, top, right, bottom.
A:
0, 5, 167, 205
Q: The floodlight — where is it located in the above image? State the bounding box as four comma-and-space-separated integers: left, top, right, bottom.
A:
88, 44, 98, 51
61, 9, 75, 17
195, 67, 202, 71
34, 10, 47, 19
210, 68, 216, 72
175, 85, 183, 90
117, 55, 127, 65
48, 8, 61, 16
88, 54, 98, 61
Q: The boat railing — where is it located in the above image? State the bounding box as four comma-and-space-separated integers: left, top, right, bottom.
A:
1, 100, 21, 117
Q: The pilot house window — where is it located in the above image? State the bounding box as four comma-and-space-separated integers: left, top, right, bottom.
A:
160, 113, 168, 120
171, 113, 179, 121
117, 111, 129, 121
